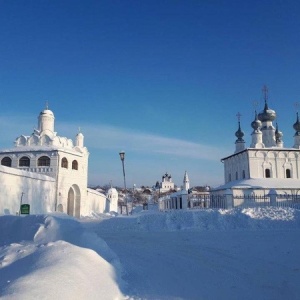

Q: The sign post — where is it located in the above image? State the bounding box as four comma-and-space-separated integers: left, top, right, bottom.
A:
20, 204, 30, 215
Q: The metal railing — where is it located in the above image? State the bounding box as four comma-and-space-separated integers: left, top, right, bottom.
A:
189, 195, 227, 209
233, 194, 300, 209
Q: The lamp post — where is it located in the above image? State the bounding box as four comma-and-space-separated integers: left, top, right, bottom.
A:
119, 151, 127, 213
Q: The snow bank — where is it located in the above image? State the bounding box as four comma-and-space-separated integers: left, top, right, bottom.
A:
0, 214, 125, 300
91, 207, 300, 232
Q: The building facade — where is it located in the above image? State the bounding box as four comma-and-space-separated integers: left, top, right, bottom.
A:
0, 106, 108, 217
160, 172, 175, 191
213, 86, 300, 198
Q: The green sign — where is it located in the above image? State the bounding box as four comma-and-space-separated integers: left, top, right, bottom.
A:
20, 204, 30, 215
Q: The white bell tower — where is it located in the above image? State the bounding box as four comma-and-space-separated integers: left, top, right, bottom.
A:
183, 171, 190, 191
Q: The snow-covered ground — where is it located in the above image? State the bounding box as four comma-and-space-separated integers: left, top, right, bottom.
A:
1, 206, 300, 299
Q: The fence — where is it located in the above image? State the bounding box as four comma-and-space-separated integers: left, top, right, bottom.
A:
159, 192, 300, 211
189, 193, 300, 210
189, 194, 227, 209
233, 194, 300, 209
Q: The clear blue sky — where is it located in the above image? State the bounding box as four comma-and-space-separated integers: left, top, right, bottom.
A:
1, 0, 300, 188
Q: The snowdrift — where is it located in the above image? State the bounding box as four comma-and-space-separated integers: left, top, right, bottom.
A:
0, 214, 125, 300
90, 206, 300, 232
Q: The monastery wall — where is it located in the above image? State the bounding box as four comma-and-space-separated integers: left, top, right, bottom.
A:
84, 188, 108, 216
0, 165, 56, 215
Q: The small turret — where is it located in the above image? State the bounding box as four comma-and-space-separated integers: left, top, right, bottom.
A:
38, 103, 55, 135
250, 110, 264, 148
75, 128, 84, 147
275, 123, 283, 148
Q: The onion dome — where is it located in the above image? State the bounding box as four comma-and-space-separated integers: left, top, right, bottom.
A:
275, 123, 283, 142
163, 172, 171, 179
258, 101, 276, 122
293, 112, 300, 133
235, 121, 244, 142
251, 110, 262, 131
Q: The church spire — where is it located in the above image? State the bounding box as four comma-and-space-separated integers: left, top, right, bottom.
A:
293, 111, 300, 148
183, 171, 190, 191
235, 112, 245, 153
257, 86, 277, 147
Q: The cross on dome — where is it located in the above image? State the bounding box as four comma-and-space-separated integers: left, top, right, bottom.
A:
262, 85, 268, 103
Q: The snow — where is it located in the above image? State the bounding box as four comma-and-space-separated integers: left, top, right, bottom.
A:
1, 207, 300, 299
213, 177, 300, 190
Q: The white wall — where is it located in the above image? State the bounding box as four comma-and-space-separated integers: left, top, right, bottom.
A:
84, 188, 108, 216
0, 165, 56, 215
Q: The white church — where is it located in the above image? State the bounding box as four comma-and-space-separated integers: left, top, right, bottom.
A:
0, 106, 117, 217
160, 172, 175, 192
213, 86, 300, 198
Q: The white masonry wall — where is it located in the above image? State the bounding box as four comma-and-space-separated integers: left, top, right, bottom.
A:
0, 165, 56, 215
83, 188, 108, 216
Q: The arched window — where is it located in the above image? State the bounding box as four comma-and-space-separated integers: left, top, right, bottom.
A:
1, 157, 12, 167
265, 168, 271, 178
61, 157, 68, 169
242, 170, 246, 179
286, 169, 291, 178
19, 156, 30, 167
72, 160, 78, 170
38, 156, 50, 167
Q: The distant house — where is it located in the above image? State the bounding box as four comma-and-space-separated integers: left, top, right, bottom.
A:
160, 172, 175, 192
159, 172, 189, 210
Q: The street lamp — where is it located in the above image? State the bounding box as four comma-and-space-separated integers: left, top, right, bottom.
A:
119, 151, 127, 207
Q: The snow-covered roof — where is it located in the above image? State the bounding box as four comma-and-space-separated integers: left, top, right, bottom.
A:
221, 147, 300, 161
87, 188, 106, 198
0, 146, 85, 156
213, 178, 300, 191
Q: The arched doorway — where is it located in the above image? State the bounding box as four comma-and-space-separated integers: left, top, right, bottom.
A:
67, 188, 75, 216
67, 185, 81, 218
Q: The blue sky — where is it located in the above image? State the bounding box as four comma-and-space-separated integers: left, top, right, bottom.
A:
1, 0, 300, 188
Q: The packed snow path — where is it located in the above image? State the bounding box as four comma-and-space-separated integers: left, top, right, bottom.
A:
91, 230, 300, 300
84, 208, 300, 300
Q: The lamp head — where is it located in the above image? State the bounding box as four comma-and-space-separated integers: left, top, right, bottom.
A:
119, 151, 125, 161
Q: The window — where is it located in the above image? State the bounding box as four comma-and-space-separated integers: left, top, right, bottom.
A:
286, 169, 291, 178
229, 174, 231, 182
72, 160, 78, 170
1, 157, 12, 167
235, 172, 238, 180
242, 170, 246, 179
19, 156, 30, 167
38, 156, 50, 167
265, 168, 271, 178
61, 157, 68, 169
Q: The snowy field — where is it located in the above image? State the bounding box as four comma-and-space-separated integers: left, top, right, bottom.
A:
1, 207, 300, 300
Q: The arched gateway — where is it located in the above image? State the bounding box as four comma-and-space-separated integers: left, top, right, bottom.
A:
67, 184, 81, 217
